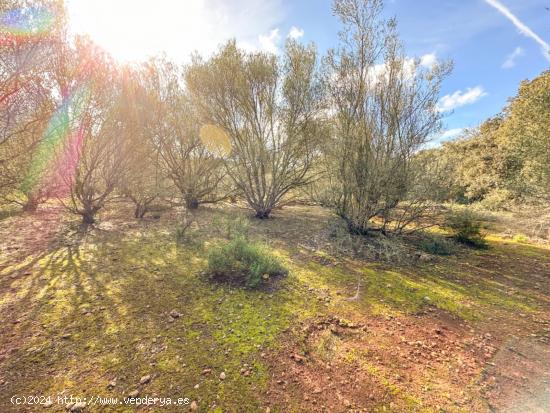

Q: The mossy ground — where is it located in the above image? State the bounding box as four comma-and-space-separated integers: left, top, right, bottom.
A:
0, 204, 549, 412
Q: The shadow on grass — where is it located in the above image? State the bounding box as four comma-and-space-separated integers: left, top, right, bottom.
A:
0, 229, 321, 412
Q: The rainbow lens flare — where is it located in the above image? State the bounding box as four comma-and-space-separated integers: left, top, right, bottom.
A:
0, 5, 55, 45
22, 86, 91, 198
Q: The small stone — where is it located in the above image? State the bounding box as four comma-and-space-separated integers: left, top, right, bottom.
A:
190, 401, 198, 411
202, 368, 212, 375
70, 402, 86, 412
62, 333, 71, 339
343, 399, 351, 408
107, 379, 117, 388
219, 372, 226, 380
140, 375, 151, 385
194, 384, 199, 389
43, 400, 53, 408
169, 309, 182, 318
128, 390, 139, 398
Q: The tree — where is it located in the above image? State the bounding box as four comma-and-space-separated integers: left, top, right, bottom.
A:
186, 40, 325, 218
52, 37, 130, 224
0, 0, 65, 208
145, 59, 228, 210
499, 70, 550, 200
323, 0, 451, 234
115, 65, 165, 218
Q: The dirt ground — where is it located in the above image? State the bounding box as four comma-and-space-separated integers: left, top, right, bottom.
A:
0, 203, 549, 412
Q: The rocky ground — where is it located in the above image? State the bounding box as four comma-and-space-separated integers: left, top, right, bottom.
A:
0, 203, 549, 412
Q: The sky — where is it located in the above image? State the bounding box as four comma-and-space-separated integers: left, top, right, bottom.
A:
65, 0, 550, 145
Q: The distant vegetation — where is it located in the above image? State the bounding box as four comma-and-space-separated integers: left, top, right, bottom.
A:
1, 0, 548, 234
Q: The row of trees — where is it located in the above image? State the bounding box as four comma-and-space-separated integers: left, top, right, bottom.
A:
3, 0, 495, 235
425, 70, 550, 209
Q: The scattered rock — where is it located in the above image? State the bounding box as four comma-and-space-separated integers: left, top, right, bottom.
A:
43, 400, 53, 408
61, 333, 71, 339
290, 353, 304, 363
219, 372, 226, 380
169, 309, 182, 319
107, 379, 117, 389
70, 402, 86, 412
202, 368, 212, 375
190, 401, 198, 411
128, 390, 139, 398
140, 375, 151, 385
418, 253, 434, 262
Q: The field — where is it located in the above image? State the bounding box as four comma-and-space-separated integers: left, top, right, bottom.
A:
1, 203, 549, 412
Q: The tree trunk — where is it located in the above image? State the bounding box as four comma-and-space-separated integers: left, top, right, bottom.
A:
82, 211, 95, 225
255, 209, 271, 219
186, 198, 199, 209
23, 197, 39, 212
134, 204, 147, 218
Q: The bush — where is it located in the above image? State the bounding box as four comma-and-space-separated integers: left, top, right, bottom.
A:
512, 234, 529, 243
419, 234, 456, 256
206, 237, 287, 288
445, 209, 487, 248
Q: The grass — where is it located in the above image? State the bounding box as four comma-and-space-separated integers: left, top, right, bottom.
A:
0, 204, 549, 412
206, 236, 287, 287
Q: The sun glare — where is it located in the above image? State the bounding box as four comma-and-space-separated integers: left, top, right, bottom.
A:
66, 0, 213, 62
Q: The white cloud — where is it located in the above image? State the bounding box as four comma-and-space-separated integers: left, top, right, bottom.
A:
440, 128, 464, 140
365, 53, 438, 85
437, 86, 487, 112
425, 127, 465, 148
502, 46, 524, 68
259, 28, 281, 53
484, 0, 550, 62
288, 26, 304, 39
420, 53, 438, 68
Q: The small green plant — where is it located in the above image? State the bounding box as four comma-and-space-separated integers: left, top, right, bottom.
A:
175, 211, 198, 245
445, 209, 487, 248
206, 237, 287, 287
419, 233, 456, 256
512, 233, 528, 243
212, 215, 251, 240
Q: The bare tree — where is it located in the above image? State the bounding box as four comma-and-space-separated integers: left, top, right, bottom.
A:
0, 0, 64, 208
143, 58, 227, 210
186, 40, 325, 218
52, 37, 129, 224
324, 0, 451, 234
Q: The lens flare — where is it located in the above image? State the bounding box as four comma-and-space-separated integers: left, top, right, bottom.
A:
21, 86, 91, 197
0, 6, 55, 45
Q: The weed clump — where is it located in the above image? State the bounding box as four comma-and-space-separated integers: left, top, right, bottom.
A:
445, 209, 487, 248
419, 233, 456, 255
206, 237, 287, 288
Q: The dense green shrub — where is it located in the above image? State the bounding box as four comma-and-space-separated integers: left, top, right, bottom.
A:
206, 237, 287, 287
445, 209, 487, 248
419, 234, 456, 255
